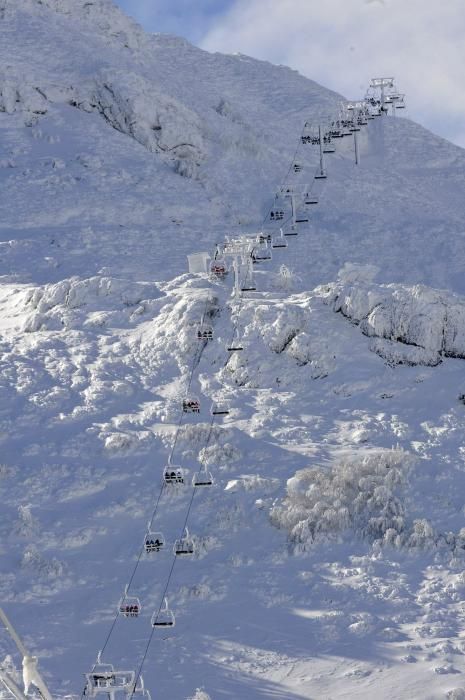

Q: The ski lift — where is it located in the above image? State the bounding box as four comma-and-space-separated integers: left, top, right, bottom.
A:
151, 598, 175, 628
196, 323, 213, 341
174, 528, 195, 556
192, 466, 214, 487
144, 529, 165, 553
163, 465, 185, 485
305, 194, 318, 205
85, 656, 136, 697
252, 246, 272, 262
211, 401, 230, 416
293, 163, 303, 173
270, 209, 284, 221
389, 92, 405, 109
132, 676, 151, 700
210, 260, 227, 277
118, 586, 141, 618
283, 228, 298, 237
271, 233, 287, 249
182, 396, 200, 413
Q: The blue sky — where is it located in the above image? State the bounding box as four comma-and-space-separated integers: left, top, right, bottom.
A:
115, 0, 235, 44
114, 0, 465, 149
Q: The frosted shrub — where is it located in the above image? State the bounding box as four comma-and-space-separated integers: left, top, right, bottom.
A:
446, 690, 465, 700
14, 505, 38, 537
186, 691, 211, 700
270, 449, 412, 549
21, 545, 66, 579
276, 265, 300, 292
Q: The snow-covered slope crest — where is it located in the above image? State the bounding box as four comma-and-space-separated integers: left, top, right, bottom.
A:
0, 0, 144, 48
321, 264, 465, 366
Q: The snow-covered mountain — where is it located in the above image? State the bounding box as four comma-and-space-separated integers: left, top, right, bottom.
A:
2, 2, 465, 699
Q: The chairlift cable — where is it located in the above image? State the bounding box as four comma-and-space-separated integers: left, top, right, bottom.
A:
83, 83, 402, 698
261, 121, 308, 227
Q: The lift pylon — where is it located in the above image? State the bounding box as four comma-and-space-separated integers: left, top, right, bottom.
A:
370, 77, 394, 113
0, 608, 53, 700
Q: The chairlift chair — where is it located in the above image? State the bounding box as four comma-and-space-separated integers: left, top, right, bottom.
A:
295, 215, 309, 224
323, 143, 336, 153
174, 528, 195, 556
163, 465, 185, 485
210, 260, 227, 277
283, 228, 298, 237
196, 323, 213, 341
305, 195, 318, 205
314, 171, 327, 180
144, 530, 165, 553
182, 396, 200, 413
211, 401, 230, 416
118, 586, 141, 618
192, 467, 214, 487
227, 340, 244, 352
271, 234, 287, 249
252, 247, 272, 263
85, 658, 136, 697
132, 676, 151, 700
151, 598, 175, 628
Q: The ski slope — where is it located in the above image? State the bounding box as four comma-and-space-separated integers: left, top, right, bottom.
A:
2, 2, 465, 699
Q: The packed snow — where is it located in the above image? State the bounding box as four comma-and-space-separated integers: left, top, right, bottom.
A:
1, 1, 465, 700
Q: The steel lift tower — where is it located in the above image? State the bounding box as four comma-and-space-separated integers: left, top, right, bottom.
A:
0, 608, 53, 700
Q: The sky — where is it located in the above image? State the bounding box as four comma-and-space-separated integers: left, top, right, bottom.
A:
115, 0, 465, 149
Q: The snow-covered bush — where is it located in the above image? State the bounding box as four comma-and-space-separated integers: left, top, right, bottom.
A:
275, 265, 300, 292
447, 690, 465, 700
13, 505, 39, 537
271, 449, 413, 549
186, 690, 211, 700
21, 545, 66, 579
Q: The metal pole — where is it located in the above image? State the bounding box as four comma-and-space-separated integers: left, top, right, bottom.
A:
0, 672, 29, 700
0, 609, 53, 700
247, 255, 254, 290
0, 610, 28, 658
354, 129, 359, 165
290, 194, 296, 228
232, 256, 240, 298
318, 125, 325, 176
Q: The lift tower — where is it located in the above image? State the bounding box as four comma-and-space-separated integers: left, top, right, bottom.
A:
0, 608, 53, 700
